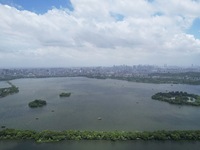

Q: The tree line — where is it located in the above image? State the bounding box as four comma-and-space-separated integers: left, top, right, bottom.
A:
1, 129, 200, 143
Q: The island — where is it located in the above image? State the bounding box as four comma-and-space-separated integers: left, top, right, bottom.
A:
152, 91, 200, 106
1, 129, 200, 143
59, 92, 71, 97
0, 81, 19, 98
28, 99, 47, 108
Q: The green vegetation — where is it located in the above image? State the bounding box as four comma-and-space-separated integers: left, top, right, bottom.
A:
149, 72, 200, 85
152, 91, 200, 106
28, 99, 47, 108
59, 92, 71, 97
0, 82, 19, 98
86, 72, 200, 85
1, 129, 200, 143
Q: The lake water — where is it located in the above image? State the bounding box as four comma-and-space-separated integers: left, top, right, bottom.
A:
1, 140, 200, 150
1, 77, 200, 149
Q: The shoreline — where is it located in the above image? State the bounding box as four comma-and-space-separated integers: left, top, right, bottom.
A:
1, 129, 200, 143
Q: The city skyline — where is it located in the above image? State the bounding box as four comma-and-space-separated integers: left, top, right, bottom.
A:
0, 0, 200, 67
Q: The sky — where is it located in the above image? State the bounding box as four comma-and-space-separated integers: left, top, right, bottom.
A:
0, 0, 200, 68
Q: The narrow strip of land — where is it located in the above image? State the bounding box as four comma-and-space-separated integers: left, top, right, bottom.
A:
1, 129, 200, 143
0, 81, 19, 98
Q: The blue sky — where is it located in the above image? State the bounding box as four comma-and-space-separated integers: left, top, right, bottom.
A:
0, 0, 73, 13
187, 18, 200, 39
0, 0, 200, 67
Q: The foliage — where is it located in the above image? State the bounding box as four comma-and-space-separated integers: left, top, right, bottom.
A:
1, 129, 200, 143
86, 72, 200, 85
28, 99, 47, 108
152, 91, 200, 106
59, 92, 71, 97
0, 81, 19, 98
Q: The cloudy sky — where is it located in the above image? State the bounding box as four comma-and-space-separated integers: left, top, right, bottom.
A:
0, 0, 200, 68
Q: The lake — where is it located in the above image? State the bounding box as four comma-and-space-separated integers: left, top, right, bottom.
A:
1, 140, 200, 150
1, 77, 200, 149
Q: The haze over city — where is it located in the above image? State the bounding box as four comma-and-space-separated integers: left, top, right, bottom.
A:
0, 0, 200, 67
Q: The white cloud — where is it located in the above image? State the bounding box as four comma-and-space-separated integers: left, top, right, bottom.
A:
0, 0, 200, 67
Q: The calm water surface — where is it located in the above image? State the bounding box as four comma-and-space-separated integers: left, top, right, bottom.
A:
1, 140, 200, 150
1, 77, 200, 149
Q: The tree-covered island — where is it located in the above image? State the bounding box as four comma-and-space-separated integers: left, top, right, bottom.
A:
59, 92, 71, 97
152, 91, 200, 106
28, 99, 47, 108
0, 82, 19, 98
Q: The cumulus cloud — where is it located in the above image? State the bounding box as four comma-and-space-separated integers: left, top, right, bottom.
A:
0, 0, 200, 67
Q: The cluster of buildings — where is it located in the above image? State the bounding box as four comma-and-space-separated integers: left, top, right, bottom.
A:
0, 65, 200, 81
